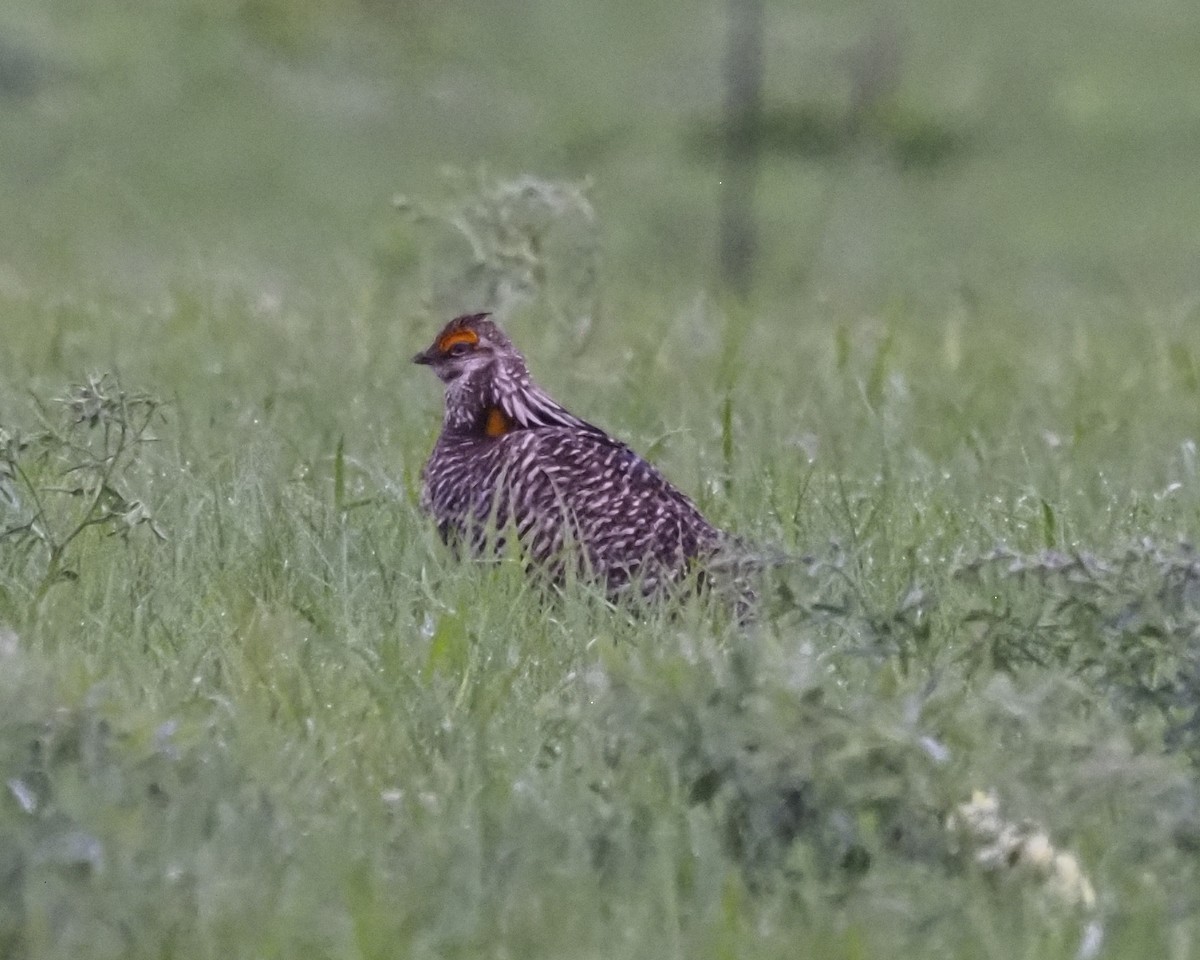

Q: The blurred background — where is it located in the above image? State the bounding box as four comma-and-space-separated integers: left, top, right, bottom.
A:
2, 0, 1199, 328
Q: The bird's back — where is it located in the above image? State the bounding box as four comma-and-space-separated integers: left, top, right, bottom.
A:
421, 424, 725, 596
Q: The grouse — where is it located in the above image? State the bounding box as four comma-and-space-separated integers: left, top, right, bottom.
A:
413, 312, 745, 603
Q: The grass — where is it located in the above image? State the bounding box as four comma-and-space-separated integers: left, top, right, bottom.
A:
3, 0, 1200, 957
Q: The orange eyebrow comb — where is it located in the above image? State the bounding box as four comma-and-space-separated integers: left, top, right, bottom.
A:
438, 329, 479, 352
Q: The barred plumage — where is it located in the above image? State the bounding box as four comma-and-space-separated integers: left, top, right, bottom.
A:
413, 313, 744, 602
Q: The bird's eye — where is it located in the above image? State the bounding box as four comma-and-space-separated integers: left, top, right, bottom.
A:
447, 342, 472, 358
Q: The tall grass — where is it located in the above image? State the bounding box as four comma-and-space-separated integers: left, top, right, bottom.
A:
3, 277, 1199, 956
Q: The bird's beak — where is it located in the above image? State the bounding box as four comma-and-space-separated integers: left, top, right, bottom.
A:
412, 348, 434, 365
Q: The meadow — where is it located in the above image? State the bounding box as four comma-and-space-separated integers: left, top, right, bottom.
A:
2, 0, 1200, 957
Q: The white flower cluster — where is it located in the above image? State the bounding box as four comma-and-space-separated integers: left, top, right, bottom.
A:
947, 789, 1096, 910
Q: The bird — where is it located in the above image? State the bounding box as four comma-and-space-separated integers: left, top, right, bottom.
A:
412, 312, 750, 606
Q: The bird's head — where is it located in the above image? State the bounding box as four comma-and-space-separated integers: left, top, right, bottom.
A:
412, 312, 516, 385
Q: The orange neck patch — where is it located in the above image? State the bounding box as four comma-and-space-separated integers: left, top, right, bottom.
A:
438, 328, 480, 352
484, 407, 510, 437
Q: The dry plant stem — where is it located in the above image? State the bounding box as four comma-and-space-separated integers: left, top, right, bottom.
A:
1, 377, 166, 610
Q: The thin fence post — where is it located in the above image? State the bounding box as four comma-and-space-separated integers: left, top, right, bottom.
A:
718, 0, 765, 301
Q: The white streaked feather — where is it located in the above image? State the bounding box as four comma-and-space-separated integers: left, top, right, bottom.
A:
498, 374, 605, 433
